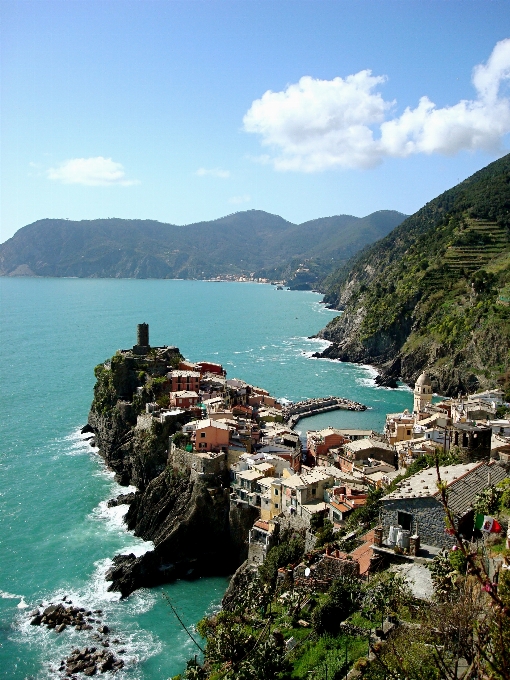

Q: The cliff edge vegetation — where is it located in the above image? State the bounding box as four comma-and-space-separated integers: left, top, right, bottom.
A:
317, 153, 510, 396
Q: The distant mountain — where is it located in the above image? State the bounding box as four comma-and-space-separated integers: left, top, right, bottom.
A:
0, 210, 406, 284
317, 154, 510, 396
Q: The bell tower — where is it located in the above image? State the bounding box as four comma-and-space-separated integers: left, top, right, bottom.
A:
414, 372, 432, 414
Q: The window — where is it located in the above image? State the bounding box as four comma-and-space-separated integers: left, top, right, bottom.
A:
397, 511, 412, 531
200, 432, 206, 438
275, 503, 279, 509
407, 430, 411, 436
312, 488, 316, 495
274, 489, 279, 495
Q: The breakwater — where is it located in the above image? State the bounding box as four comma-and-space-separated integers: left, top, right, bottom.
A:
283, 396, 367, 429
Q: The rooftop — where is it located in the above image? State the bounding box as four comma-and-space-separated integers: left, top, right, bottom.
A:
194, 418, 231, 431
383, 460, 507, 515
344, 438, 392, 453
236, 469, 265, 481
169, 370, 201, 378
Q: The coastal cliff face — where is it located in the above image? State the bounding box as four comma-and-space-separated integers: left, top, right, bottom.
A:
105, 471, 259, 598
88, 344, 260, 597
316, 154, 510, 397
88, 348, 184, 489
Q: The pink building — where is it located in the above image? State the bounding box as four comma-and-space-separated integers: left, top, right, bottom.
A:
193, 418, 231, 452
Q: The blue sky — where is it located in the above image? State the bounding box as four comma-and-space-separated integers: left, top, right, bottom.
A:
1, 0, 510, 241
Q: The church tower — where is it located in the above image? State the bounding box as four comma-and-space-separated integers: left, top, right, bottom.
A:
414, 372, 433, 414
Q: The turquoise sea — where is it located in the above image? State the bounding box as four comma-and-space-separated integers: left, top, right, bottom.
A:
0, 278, 412, 679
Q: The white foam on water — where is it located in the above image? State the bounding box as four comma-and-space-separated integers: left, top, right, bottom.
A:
13, 558, 162, 679
119, 542, 154, 558
0, 590, 24, 599
91, 500, 129, 530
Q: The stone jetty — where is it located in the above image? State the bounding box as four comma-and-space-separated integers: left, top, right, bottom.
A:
283, 396, 366, 429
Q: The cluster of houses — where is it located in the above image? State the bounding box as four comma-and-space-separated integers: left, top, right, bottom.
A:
127, 327, 509, 575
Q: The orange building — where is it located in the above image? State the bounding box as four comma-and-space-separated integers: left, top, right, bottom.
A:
307, 428, 347, 464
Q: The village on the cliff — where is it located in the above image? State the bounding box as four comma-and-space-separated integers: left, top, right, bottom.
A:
122, 324, 510, 583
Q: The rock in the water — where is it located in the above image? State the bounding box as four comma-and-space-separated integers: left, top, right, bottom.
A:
374, 373, 399, 389
107, 493, 136, 508
81, 424, 94, 434
30, 615, 42, 626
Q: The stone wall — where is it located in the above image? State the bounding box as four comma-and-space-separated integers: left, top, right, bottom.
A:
169, 445, 226, 480
314, 554, 360, 580
247, 542, 266, 566
381, 497, 455, 549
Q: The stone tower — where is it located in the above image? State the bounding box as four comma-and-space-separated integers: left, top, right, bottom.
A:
413, 372, 432, 414
137, 323, 149, 348
133, 323, 150, 355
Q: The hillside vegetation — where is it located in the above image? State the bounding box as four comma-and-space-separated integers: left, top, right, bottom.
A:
0, 210, 405, 285
318, 154, 510, 396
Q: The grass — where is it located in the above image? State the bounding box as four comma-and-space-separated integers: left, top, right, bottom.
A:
289, 633, 368, 679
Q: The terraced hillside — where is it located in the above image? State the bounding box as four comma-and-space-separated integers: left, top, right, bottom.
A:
318, 154, 510, 396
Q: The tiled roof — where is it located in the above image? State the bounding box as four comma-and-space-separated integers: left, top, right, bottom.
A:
439, 460, 507, 516
330, 501, 350, 513
383, 460, 508, 517
254, 520, 270, 531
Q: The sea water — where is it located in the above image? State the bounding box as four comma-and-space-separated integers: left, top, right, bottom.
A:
0, 278, 412, 679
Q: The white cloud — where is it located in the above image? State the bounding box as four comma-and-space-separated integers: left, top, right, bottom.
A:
228, 194, 251, 204
47, 156, 139, 186
243, 39, 510, 171
196, 167, 231, 178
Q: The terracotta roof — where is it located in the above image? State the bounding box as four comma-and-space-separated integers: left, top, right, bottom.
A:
254, 520, 270, 531
350, 529, 375, 576
330, 501, 350, 513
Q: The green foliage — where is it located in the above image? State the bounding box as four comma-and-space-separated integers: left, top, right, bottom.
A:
181, 658, 207, 680
405, 448, 460, 477
235, 636, 291, 680
0, 210, 406, 281
258, 535, 305, 587
448, 548, 467, 575
92, 363, 117, 414
497, 478, 510, 510
320, 153, 510, 389
314, 520, 335, 548
429, 551, 460, 602
312, 576, 362, 635
173, 431, 190, 449
474, 485, 503, 515
361, 573, 411, 623
198, 611, 253, 668
310, 513, 325, 532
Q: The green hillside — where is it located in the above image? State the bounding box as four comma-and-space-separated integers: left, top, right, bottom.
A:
0, 210, 405, 283
318, 154, 510, 396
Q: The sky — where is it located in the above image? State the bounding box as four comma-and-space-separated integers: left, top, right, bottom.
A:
1, 0, 510, 242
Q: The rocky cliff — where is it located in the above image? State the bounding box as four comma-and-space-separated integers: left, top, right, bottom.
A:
105, 469, 257, 598
316, 154, 510, 397
88, 341, 259, 597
